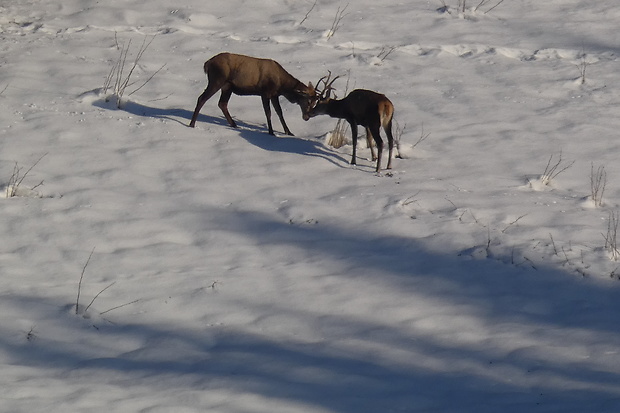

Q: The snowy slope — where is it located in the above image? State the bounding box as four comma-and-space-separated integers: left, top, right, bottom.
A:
1, 1, 620, 412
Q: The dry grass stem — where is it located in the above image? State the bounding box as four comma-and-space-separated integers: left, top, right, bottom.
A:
326, 3, 350, 39
541, 151, 575, 186
75, 247, 96, 314
5, 153, 47, 198
604, 211, 620, 261
590, 163, 606, 207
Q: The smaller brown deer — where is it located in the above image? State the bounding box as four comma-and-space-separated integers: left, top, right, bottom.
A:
189, 52, 315, 136
305, 73, 395, 172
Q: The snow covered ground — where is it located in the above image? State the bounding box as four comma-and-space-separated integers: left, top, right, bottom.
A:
1, 0, 620, 411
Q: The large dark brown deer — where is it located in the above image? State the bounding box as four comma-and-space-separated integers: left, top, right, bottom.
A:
305, 73, 395, 172
189, 52, 315, 136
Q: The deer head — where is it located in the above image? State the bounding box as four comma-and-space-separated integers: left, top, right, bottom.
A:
303, 71, 340, 120
315, 71, 340, 101
290, 82, 317, 121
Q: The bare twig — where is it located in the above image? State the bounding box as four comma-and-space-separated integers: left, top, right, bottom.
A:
76, 247, 96, 314
30, 180, 45, 191
128, 63, 167, 96
402, 191, 421, 206
412, 123, 431, 149
541, 150, 575, 186
603, 210, 620, 261
113, 31, 121, 50
299, 0, 317, 25
502, 214, 528, 233
468, 211, 487, 228
482, 0, 505, 14
326, 3, 350, 40
148, 93, 173, 102
6, 153, 48, 198
549, 233, 558, 256
590, 162, 607, 207
390, 119, 407, 158
103, 35, 161, 108
561, 246, 571, 266
377, 46, 397, 62
576, 47, 590, 85
459, 0, 466, 13
84, 282, 116, 313
100, 299, 141, 315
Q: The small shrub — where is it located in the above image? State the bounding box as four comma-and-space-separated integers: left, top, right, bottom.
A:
540, 150, 575, 186
326, 118, 350, 148
325, 3, 350, 40
575, 48, 591, 85
4, 153, 47, 198
103, 34, 166, 108
604, 211, 620, 261
590, 163, 607, 207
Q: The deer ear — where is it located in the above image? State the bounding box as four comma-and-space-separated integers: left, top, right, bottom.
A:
295, 85, 309, 95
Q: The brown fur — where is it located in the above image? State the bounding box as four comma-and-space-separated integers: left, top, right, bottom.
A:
189, 53, 315, 135
307, 89, 395, 172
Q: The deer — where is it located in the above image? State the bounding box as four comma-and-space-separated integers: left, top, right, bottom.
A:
189, 52, 316, 136
305, 72, 395, 173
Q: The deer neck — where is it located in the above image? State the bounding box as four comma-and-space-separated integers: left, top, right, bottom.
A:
282, 78, 307, 103
324, 98, 347, 118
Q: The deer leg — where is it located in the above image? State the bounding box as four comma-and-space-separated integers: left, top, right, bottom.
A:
189, 82, 221, 127
261, 96, 275, 135
349, 121, 358, 166
271, 97, 293, 136
365, 127, 377, 161
218, 87, 237, 128
384, 120, 394, 170
368, 124, 384, 172
260, 96, 277, 135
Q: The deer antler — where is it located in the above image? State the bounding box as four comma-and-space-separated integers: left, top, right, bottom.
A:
315, 70, 340, 100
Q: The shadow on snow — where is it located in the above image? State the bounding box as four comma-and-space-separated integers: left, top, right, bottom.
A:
3, 208, 620, 412
93, 98, 348, 167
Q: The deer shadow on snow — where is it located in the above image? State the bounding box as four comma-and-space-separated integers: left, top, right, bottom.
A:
92, 98, 347, 168
234, 126, 348, 168
92, 97, 217, 127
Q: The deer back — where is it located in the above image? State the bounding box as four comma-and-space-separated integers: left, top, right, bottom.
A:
340, 89, 393, 127
205, 53, 304, 98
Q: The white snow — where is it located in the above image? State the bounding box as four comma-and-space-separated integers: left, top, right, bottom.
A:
1, 1, 620, 411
